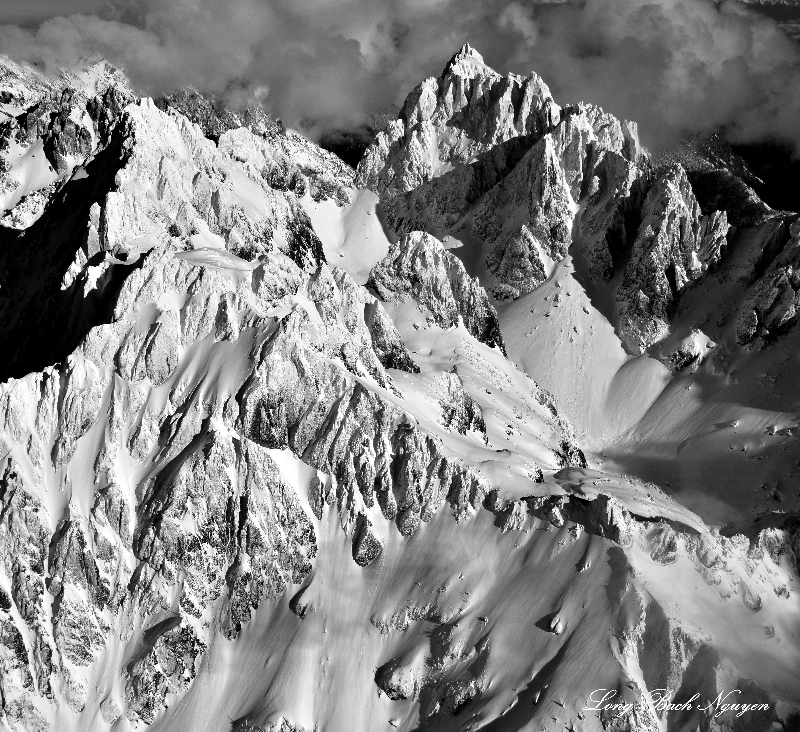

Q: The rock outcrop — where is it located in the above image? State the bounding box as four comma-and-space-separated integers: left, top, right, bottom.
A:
367, 230, 505, 351
617, 165, 729, 353
737, 219, 800, 345
355, 48, 658, 316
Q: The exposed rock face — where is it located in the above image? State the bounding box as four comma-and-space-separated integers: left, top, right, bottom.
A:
362, 300, 420, 373
617, 165, 729, 353
737, 219, 800, 345
439, 372, 486, 438
0, 59, 135, 229
367, 230, 505, 351
41, 90, 95, 175
478, 133, 575, 293
476, 104, 650, 294
352, 516, 383, 567
356, 44, 561, 198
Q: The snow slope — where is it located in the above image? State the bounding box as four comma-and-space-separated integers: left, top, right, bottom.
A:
0, 51, 796, 732
355, 43, 800, 531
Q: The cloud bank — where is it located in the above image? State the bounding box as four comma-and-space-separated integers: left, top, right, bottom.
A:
1, 0, 800, 153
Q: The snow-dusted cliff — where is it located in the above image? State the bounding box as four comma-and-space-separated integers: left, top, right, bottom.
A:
0, 50, 798, 732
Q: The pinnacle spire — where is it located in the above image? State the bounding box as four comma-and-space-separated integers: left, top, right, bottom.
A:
444, 42, 484, 74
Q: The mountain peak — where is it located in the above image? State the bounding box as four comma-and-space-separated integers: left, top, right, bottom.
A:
443, 42, 485, 73
1, 49, 799, 732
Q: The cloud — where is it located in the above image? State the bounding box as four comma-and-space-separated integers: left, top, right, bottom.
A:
0, 0, 105, 26
519, 0, 800, 152
1, 0, 800, 153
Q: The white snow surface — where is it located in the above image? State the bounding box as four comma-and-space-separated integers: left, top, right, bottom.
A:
303, 188, 391, 284
0, 53, 797, 732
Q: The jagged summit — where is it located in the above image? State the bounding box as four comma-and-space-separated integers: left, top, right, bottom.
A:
453, 41, 482, 62
442, 41, 486, 72
357, 46, 647, 306
357, 45, 800, 523
356, 46, 563, 211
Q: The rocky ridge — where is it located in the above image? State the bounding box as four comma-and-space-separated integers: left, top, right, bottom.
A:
0, 54, 582, 730
367, 230, 505, 352
617, 165, 729, 352
356, 44, 800, 363
0, 52, 797, 732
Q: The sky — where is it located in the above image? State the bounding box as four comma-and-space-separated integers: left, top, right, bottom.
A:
1, 0, 800, 154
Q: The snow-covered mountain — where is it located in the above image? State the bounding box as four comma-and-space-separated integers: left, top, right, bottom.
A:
0, 47, 798, 732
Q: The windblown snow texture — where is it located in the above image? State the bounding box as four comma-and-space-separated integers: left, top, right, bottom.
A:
0, 47, 797, 732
